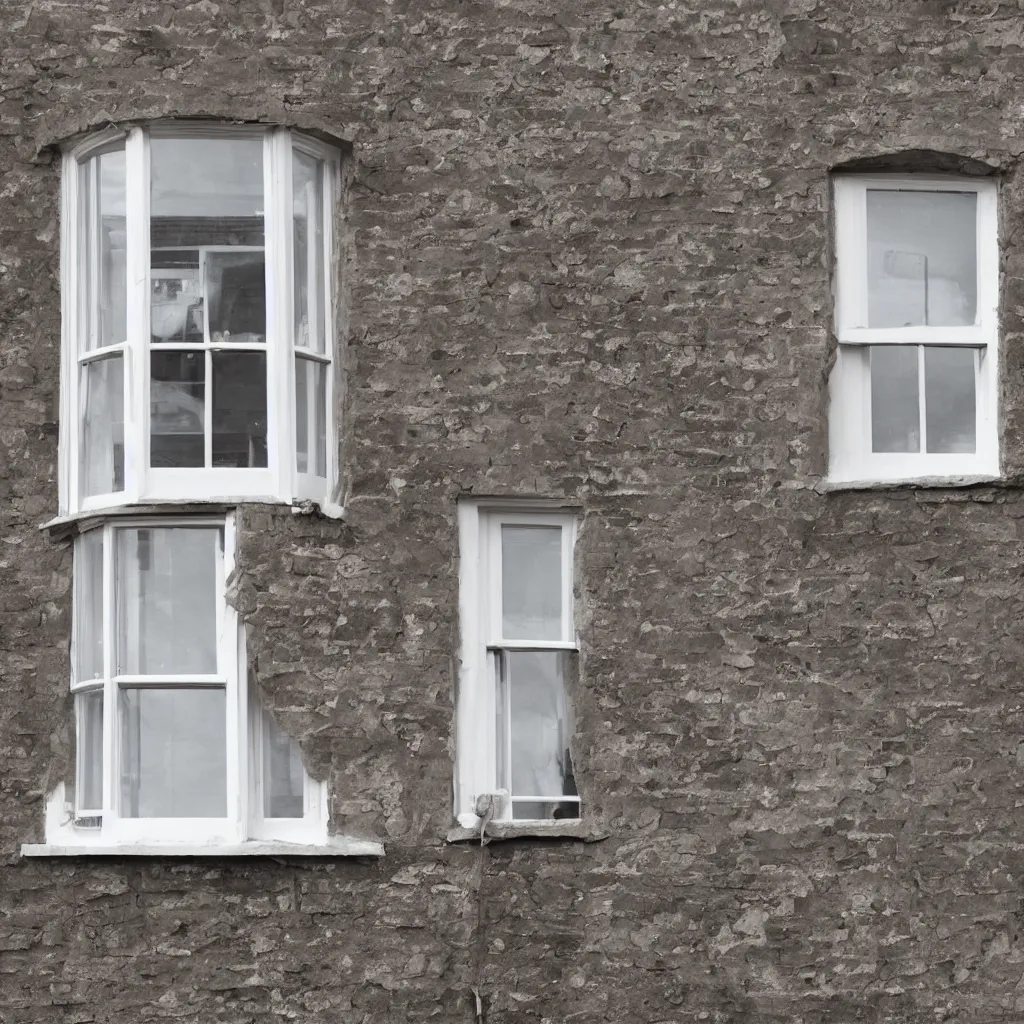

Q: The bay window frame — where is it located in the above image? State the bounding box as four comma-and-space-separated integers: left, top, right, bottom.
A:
828, 174, 1000, 484
59, 122, 341, 517
61, 513, 328, 849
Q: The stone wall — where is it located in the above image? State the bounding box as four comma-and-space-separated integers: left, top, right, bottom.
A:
5, 0, 1024, 1020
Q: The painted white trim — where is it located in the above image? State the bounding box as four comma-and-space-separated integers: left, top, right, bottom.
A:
829, 174, 1000, 484
455, 501, 580, 827
59, 122, 341, 516
22, 838, 382, 858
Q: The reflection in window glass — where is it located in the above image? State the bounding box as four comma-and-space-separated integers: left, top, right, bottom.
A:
116, 527, 218, 676
925, 346, 976, 454
73, 528, 104, 685
212, 351, 267, 468
151, 351, 205, 467
207, 251, 266, 343
76, 689, 104, 813
293, 150, 325, 354
866, 190, 977, 328
263, 708, 305, 818
119, 687, 226, 818
295, 357, 327, 477
496, 651, 578, 821
80, 355, 124, 499
79, 147, 127, 351
871, 346, 920, 453
501, 526, 562, 640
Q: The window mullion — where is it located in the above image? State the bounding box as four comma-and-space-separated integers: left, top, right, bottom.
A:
221, 513, 244, 839
917, 345, 927, 454
204, 349, 213, 468
101, 524, 116, 828
62, 154, 80, 512
266, 128, 292, 502
124, 127, 149, 504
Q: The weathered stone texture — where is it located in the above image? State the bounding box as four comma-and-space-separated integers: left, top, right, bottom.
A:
7, 0, 1024, 1020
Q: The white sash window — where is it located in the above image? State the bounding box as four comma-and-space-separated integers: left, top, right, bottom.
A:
829, 175, 999, 485
456, 503, 581, 828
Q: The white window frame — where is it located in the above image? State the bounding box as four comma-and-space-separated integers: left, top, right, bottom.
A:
59, 123, 342, 518
48, 513, 328, 850
828, 174, 1000, 484
455, 501, 580, 829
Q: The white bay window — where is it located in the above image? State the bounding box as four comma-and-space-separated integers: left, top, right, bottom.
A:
55, 516, 332, 849
828, 175, 999, 484
60, 123, 340, 516
456, 503, 581, 828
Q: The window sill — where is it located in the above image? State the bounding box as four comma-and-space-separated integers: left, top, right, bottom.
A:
40, 497, 344, 537
21, 837, 383, 858
818, 473, 1001, 493
446, 820, 605, 843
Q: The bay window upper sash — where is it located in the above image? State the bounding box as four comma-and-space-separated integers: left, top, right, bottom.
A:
59, 123, 341, 517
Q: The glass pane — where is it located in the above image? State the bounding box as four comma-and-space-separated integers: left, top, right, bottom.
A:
73, 529, 104, 684
212, 351, 267, 468
80, 355, 124, 499
293, 150, 326, 354
866, 190, 977, 328
501, 525, 563, 640
75, 690, 104, 812
506, 651, 577, 820
119, 688, 226, 818
925, 346, 976, 454
151, 351, 205, 467
871, 346, 920, 453
79, 147, 126, 351
263, 709, 305, 818
207, 251, 266, 344
150, 136, 265, 346
295, 357, 327, 477
116, 527, 218, 675
151, 265, 203, 344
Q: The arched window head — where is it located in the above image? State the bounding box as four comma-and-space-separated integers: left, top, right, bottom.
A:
59, 122, 342, 517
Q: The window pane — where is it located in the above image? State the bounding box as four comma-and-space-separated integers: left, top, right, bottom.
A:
866, 190, 977, 328
871, 346, 920, 453
73, 529, 104, 684
75, 690, 104, 812
151, 265, 203, 344
116, 527, 218, 675
293, 150, 326, 354
295, 357, 327, 477
80, 355, 124, 499
151, 350, 205, 468
501, 525, 562, 640
212, 351, 267, 468
150, 136, 265, 347
79, 147, 126, 351
207, 251, 266, 344
119, 687, 226, 818
504, 651, 577, 820
263, 709, 305, 818
925, 346, 976, 454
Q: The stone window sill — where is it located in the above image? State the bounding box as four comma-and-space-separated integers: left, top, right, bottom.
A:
21, 837, 383, 858
446, 820, 604, 843
818, 473, 1001, 493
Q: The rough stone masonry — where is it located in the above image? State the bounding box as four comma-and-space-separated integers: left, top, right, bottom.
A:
4, 0, 1024, 1020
